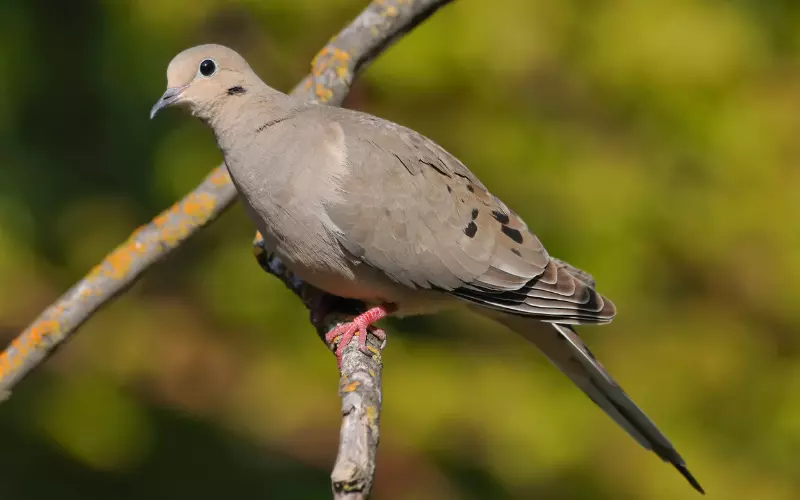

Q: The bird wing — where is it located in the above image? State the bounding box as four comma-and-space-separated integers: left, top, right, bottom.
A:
324, 107, 614, 324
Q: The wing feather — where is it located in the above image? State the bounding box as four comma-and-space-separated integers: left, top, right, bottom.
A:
324, 107, 614, 324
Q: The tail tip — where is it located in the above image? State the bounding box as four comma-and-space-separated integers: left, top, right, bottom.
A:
675, 462, 705, 495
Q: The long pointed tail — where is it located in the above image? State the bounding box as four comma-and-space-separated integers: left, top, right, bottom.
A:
495, 315, 704, 494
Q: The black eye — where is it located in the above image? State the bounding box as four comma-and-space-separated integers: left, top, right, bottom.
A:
199, 59, 216, 77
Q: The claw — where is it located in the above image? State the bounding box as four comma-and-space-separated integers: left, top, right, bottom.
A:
324, 305, 394, 368
358, 327, 387, 356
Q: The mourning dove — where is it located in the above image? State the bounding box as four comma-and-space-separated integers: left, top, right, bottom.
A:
151, 44, 703, 494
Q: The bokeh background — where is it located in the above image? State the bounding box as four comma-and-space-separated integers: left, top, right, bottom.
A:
1, 0, 799, 498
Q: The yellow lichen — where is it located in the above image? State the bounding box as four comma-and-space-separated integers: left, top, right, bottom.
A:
315, 83, 334, 102
181, 192, 216, 220
311, 47, 329, 74
151, 204, 176, 228
158, 225, 192, 247
343, 380, 361, 392
336, 66, 350, 81
26, 320, 60, 349
103, 246, 136, 280
208, 167, 230, 186
0, 318, 62, 378
366, 404, 379, 431
0, 354, 10, 378
330, 48, 350, 62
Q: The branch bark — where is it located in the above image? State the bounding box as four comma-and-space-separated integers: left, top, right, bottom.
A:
254, 248, 383, 499
0, 0, 454, 497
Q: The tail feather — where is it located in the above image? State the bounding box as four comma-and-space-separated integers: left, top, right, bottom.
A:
493, 314, 704, 494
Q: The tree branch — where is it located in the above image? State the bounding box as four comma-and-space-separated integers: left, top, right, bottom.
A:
254, 248, 383, 499
0, 0, 454, 497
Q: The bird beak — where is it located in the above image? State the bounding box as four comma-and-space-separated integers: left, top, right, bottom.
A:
150, 86, 186, 119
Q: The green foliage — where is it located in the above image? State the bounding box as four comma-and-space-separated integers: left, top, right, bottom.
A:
1, 0, 799, 498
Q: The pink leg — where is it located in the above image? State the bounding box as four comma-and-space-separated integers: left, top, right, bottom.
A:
324, 305, 394, 368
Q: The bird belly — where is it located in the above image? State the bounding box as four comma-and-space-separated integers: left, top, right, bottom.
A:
250, 211, 381, 301
265, 229, 455, 316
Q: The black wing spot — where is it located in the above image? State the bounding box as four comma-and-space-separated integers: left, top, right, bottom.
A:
511, 248, 521, 257
492, 209, 510, 224
501, 225, 523, 244
447, 185, 452, 193
464, 221, 478, 238
471, 208, 479, 220
227, 86, 247, 95
466, 184, 475, 193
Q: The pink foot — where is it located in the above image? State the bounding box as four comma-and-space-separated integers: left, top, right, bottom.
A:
324, 305, 394, 368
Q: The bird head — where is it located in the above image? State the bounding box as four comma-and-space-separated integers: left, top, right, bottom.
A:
150, 44, 254, 120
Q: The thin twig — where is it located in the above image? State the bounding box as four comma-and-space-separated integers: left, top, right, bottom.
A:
0, 0, 455, 498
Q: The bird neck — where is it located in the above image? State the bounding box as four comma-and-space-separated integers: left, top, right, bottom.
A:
200, 80, 274, 122
204, 81, 298, 146
209, 82, 305, 160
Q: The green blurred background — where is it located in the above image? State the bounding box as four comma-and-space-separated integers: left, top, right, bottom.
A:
1, 0, 799, 498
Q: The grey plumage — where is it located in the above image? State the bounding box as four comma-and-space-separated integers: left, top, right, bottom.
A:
151, 44, 703, 494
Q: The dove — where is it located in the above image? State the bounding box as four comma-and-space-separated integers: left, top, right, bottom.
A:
151, 44, 704, 494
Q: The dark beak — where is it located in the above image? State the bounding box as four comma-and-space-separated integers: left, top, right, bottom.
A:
150, 86, 185, 119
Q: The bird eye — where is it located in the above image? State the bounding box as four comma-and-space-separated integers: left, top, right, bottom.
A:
199, 59, 217, 77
